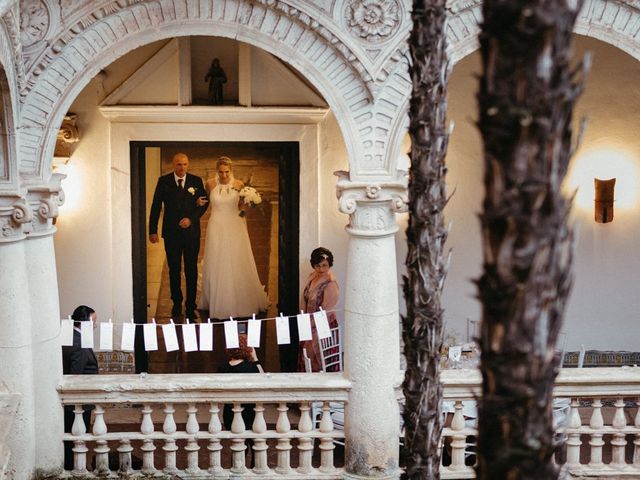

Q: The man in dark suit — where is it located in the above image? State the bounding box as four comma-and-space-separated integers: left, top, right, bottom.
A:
149, 152, 208, 320
62, 305, 99, 470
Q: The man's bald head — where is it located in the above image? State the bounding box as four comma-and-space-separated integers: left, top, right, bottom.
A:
173, 153, 189, 177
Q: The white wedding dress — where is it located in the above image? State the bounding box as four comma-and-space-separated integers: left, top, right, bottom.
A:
198, 181, 269, 318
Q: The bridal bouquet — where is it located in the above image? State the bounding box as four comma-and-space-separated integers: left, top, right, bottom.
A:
238, 186, 262, 217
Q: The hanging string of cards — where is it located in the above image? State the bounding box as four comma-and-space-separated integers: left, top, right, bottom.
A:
59, 309, 335, 352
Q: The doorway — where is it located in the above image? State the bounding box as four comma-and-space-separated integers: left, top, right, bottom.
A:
130, 141, 300, 373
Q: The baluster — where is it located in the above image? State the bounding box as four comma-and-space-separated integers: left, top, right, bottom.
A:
319, 402, 336, 473
117, 439, 133, 474
611, 397, 628, 469
230, 402, 247, 474
566, 398, 582, 467
207, 403, 224, 475
140, 403, 157, 473
588, 399, 605, 469
185, 403, 201, 474
297, 402, 314, 474
92, 404, 109, 474
275, 402, 292, 474
252, 402, 269, 474
634, 399, 640, 468
71, 404, 88, 475
449, 401, 466, 470
162, 403, 178, 474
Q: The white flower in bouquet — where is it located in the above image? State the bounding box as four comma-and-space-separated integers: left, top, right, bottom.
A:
238, 186, 262, 216
239, 186, 262, 205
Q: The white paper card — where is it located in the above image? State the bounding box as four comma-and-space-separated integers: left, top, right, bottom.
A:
224, 320, 239, 348
183, 323, 198, 352
199, 323, 213, 351
121, 323, 136, 351
449, 345, 462, 362
143, 323, 158, 351
61, 319, 74, 346
276, 315, 290, 345
80, 321, 94, 348
247, 318, 261, 347
314, 310, 331, 339
162, 323, 179, 352
99, 322, 113, 351
297, 313, 313, 341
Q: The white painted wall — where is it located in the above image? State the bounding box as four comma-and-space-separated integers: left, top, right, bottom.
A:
55, 77, 114, 320
396, 35, 640, 351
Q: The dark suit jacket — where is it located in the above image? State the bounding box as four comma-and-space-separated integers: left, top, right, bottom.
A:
149, 172, 208, 240
62, 329, 99, 375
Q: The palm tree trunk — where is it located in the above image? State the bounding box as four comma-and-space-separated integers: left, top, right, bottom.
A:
475, 0, 586, 477
402, 0, 451, 477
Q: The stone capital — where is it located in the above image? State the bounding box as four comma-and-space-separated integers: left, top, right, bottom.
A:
0, 173, 65, 242
25, 173, 66, 238
335, 169, 408, 237
0, 195, 31, 243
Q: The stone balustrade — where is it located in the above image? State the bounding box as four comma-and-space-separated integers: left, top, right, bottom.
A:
59, 373, 348, 478
59, 368, 640, 478
440, 367, 640, 478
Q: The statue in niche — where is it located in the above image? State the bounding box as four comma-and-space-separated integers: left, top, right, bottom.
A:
205, 58, 227, 105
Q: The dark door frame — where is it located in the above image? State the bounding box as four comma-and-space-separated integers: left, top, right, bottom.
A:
130, 141, 300, 372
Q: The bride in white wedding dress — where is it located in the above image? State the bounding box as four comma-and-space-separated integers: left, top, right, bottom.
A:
197, 156, 269, 319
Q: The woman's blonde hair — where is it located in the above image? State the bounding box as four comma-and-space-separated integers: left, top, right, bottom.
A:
216, 156, 233, 169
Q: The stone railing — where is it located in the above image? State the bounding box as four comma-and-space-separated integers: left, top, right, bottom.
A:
440, 367, 640, 479
59, 368, 640, 478
0, 391, 20, 480
59, 373, 348, 478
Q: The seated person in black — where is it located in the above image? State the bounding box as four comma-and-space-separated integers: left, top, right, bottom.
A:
62, 305, 99, 470
217, 334, 261, 431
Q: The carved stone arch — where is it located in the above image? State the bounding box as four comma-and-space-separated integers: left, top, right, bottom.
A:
0, 14, 20, 194
447, 0, 640, 62
16, 0, 397, 181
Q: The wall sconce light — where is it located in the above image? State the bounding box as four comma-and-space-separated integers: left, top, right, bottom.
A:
594, 178, 616, 223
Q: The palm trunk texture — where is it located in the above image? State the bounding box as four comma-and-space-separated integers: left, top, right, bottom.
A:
402, 0, 450, 478
476, 0, 585, 478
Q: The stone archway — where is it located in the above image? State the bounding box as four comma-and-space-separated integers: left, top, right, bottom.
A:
17, 0, 413, 183
447, 0, 640, 63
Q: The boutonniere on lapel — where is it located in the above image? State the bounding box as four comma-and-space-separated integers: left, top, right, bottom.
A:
187, 187, 196, 195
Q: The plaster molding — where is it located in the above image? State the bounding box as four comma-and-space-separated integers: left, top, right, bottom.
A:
2, 3, 25, 98
344, 0, 402, 44
98, 105, 329, 125
335, 168, 408, 237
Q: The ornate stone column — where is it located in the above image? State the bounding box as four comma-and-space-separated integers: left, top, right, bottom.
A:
0, 194, 37, 477
336, 170, 407, 479
25, 174, 65, 470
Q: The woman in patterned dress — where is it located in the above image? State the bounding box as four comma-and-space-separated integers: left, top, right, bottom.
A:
298, 247, 340, 372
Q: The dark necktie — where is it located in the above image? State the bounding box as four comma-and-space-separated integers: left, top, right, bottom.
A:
177, 178, 183, 188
